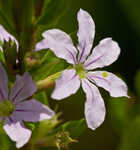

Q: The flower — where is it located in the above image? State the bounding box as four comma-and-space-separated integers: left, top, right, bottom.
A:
0, 25, 42, 51
36, 9, 129, 130
0, 62, 54, 148
0, 25, 19, 50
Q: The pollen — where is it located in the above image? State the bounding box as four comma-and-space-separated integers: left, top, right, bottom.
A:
102, 71, 108, 78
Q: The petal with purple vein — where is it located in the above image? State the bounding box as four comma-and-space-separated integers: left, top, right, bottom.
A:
77, 9, 95, 62
42, 29, 77, 64
84, 38, 120, 70
13, 99, 54, 122
87, 71, 129, 98
10, 72, 37, 103
51, 69, 80, 100
81, 78, 105, 130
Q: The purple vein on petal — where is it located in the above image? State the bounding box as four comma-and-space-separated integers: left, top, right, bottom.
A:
65, 47, 77, 64
8, 117, 14, 123
15, 109, 32, 112
83, 79, 94, 103
58, 71, 77, 88
85, 54, 104, 68
0, 89, 4, 99
12, 86, 24, 102
88, 75, 111, 85
69, 72, 77, 81
78, 41, 86, 62
87, 75, 111, 91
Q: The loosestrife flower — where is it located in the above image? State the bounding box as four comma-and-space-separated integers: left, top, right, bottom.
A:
36, 9, 129, 130
0, 63, 54, 148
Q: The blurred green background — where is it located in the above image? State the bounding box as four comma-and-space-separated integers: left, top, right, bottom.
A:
52, 0, 140, 150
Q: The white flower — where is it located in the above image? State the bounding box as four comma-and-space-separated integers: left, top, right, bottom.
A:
36, 9, 129, 130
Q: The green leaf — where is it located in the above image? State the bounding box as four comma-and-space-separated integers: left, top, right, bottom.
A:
24, 122, 35, 131
30, 50, 66, 81
12, 0, 35, 63
118, 117, 140, 150
61, 119, 87, 139
33, 91, 49, 105
0, 50, 5, 63
0, 124, 11, 150
0, 0, 16, 36
38, 0, 69, 26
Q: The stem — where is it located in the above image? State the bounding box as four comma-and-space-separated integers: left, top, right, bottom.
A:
34, 0, 45, 19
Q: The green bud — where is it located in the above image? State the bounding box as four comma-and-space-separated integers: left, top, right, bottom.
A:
0, 100, 15, 117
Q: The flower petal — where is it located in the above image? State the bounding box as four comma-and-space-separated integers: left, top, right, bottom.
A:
42, 29, 77, 64
77, 9, 95, 62
81, 79, 105, 130
13, 99, 54, 122
0, 25, 18, 49
87, 71, 129, 98
3, 118, 31, 148
35, 39, 48, 51
51, 69, 80, 100
84, 38, 120, 70
9, 72, 37, 103
0, 62, 8, 100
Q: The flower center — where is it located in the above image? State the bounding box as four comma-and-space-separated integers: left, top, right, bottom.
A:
75, 63, 87, 79
0, 100, 15, 117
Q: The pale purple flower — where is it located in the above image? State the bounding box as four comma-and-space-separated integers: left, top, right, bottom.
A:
0, 25, 41, 51
0, 62, 54, 148
36, 9, 129, 130
0, 25, 19, 50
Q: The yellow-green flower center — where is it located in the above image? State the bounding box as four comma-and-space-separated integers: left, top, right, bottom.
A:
75, 63, 87, 79
102, 71, 108, 78
0, 100, 15, 117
